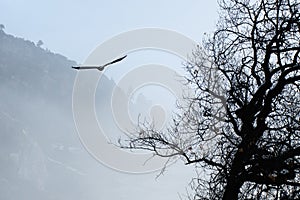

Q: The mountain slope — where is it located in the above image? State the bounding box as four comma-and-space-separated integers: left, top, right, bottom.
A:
0, 30, 99, 200
0, 29, 155, 200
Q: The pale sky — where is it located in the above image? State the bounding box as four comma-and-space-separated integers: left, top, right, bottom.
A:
0, 1, 219, 200
0, 0, 218, 63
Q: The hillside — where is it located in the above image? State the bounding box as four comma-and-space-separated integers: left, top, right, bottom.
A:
0, 29, 77, 104
0, 29, 115, 200
0, 29, 154, 200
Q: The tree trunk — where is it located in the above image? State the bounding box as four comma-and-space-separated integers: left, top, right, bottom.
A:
222, 180, 242, 200
222, 151, 245, 200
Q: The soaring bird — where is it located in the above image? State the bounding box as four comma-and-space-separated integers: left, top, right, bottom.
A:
72, 55, 127, 71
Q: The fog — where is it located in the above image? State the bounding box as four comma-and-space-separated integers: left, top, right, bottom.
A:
0, 1, 218, 199
0, 68, 194, 200
0, 30, 195, 200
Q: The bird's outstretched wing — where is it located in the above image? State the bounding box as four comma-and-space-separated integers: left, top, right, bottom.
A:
72, 55, 127, 71
102, 55, 127, 67
72, 66, 101, 70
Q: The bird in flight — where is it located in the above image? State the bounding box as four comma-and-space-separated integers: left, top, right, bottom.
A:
72, 55, 127, 71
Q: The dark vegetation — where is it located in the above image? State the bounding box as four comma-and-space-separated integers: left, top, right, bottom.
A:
125, 0, 300, 199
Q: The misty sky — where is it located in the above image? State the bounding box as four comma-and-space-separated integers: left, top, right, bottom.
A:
0, 0, 218, 63
1, 1, 219, 200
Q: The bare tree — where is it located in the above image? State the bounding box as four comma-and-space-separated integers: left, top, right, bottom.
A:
124, 0, 300, 199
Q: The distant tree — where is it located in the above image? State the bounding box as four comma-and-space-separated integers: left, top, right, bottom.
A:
0, 24, 5, 31
124, 0, 300, 199
36, 40, 44, 48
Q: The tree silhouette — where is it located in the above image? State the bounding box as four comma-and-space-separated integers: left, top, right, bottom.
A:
124, 0, 300, 199
0, 24, 5, 31
36, 40, 44, 48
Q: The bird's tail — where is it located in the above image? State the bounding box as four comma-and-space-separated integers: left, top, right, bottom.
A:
97, 66, 105, 71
